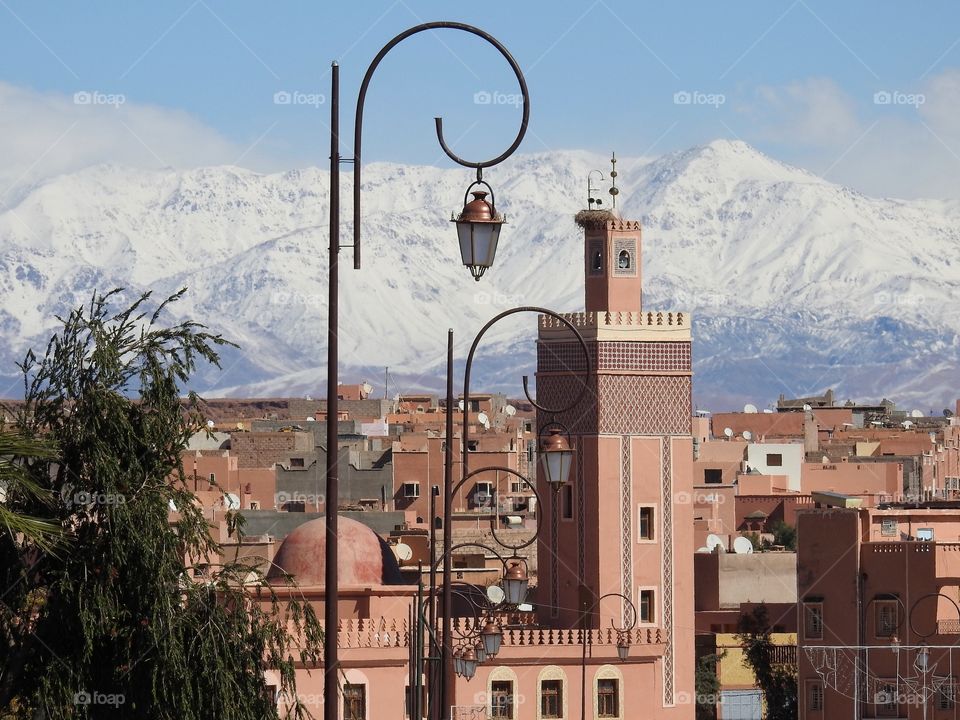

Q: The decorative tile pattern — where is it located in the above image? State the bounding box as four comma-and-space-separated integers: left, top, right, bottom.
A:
534, 375, 692, 436
620, 436, 633, 627
661, 438, 675, 706
537, 341, 691, 374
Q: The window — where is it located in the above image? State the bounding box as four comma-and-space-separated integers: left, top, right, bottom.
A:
343, 684, 365, 720
541, 679, 562, 719
491, 681, 514, 719
290, 457, 304, 467
881, 518, 898, 537
874, 681, 898, 717
804, 603, 824, 640
703, 468, 723, 484
402, 482, 420, 498
807, 681, 824, 713
249, 501, 260, 510
638, 507, 654, 541
917, 527, 934, 541
617, 250, 631, 269
510, 480, 526, 494
208, 472, 216, 485
639, 590, 655, 623
597, 678, 619, 718
467, 440, 479, 452
938, 679, 955, 710
876, 601, 898, 638
766, 453, 783, 467
561, 483, 574, 520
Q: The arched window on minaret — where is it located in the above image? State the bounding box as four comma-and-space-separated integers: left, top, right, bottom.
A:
618, 249, 631, 270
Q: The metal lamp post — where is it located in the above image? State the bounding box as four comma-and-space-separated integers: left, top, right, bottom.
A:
323, 22, 529, 720
578, 592, 638, 720
430, 306, 590, 719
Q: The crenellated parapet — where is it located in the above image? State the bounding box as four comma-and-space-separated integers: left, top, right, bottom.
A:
539, 310, 690, 342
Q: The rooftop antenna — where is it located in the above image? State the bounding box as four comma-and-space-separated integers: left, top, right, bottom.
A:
587, 170, 605, 209
608, 152, 619, 209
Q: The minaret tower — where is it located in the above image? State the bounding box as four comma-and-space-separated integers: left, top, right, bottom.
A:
536, 155, 695, 715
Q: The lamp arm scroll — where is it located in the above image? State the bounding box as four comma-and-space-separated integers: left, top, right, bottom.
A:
352, 21, 530, 268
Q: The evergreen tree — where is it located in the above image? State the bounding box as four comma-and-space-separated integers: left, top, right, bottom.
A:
0, 290, 322, 719
736, 605, 797, 720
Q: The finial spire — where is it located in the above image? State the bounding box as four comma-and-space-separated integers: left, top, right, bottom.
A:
609, 152, 619, 209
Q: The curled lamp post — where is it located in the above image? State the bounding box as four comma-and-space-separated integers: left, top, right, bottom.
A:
578, 592, 638, 720
326, 22, 529, 720
433, 306, 590, 718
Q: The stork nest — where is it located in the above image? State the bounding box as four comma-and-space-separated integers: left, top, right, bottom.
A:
574, 209, 618, 229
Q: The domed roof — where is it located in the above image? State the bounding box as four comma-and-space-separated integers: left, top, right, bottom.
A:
267, 515, 402, 587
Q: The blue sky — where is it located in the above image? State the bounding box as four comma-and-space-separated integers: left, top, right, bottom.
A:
1, 0, 959, 198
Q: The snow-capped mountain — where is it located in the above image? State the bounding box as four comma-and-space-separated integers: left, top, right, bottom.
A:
0, 139, 957, 411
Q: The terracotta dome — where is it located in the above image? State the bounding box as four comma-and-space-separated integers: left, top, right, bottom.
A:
267, 516, 402, 586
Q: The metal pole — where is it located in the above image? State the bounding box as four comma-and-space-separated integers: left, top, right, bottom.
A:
428, 481, 438, 720
441, 329, 454, 720
323, 60, 341, 720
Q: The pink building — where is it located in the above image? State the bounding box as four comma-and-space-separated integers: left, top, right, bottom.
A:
259, 202, 697, 719
798, 501, 960, 718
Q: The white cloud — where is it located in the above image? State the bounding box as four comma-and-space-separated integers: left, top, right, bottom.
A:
738, 70, 960, 200
0, 82, 271, 208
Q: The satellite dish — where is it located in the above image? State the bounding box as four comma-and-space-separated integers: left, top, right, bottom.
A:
733, 536, 754, 554
706, 534, 724, 552
695, 410, 711, 416
504, 404, 517, 416
223, 493, 241, 510
517, 602, 533, 612
306, 416, 315, 422
361, 381, 373, 395
695, 546, 711, 553
744, 403, 758, 414
477, 412, 489, 426
911, 409, 924, 418
763, 409, 774, 414
458, 400, 465, 411
393, 543, 413, 561
802, 404, 812, 411
870, 421, 883, 426
902, 420, 914, 429
206, 419, 215, 429
486, 585, 506, 604
723, 427, 733, 438
305, 395, 312, 402
742, 430, 753, 441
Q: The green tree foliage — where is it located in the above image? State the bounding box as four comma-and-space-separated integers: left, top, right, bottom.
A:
736, 605, 797, 720
0, 290, 323, 719
771, 521, 797, 551
694, 651, 725, 720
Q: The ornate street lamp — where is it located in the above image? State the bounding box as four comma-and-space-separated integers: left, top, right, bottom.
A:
503, 560, 529, 606
481, 619, 503, 658
461, 646, 478, 681
453, 648, 463, 677
453, 182, 505, 281
540, 428, 574, 487
474, 639, 487, 665
617, 633, 631, 662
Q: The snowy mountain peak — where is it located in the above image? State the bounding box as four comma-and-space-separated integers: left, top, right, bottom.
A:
0, 142, 957, 409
